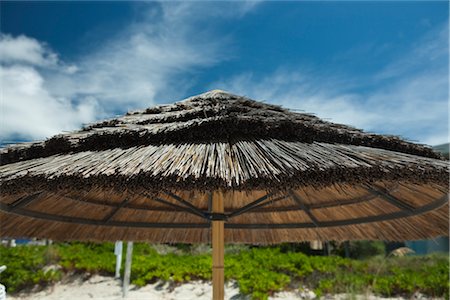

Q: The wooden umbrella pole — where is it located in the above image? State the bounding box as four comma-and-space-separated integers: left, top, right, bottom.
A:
212, 193, 224, 300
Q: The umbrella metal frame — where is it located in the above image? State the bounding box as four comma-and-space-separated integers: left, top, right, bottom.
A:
0, 187, 447, 230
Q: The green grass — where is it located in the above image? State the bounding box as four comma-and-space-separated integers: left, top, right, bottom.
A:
0, 243, 448, 299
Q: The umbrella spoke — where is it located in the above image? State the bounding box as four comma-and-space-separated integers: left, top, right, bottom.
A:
7, 191, 43, 210
0, 203, 210, 228
307, 183, 400, 209
288, 190, 319, 227
142, 194, 207, 219
226, 183, 399, 214
241, 195, 288, 213
227, 192, 276, 219
162, 190, 207, 219
366, 186, 415, 212
55, 191, 196, 214
102, 198, 130, 223
226, 193, 448, 229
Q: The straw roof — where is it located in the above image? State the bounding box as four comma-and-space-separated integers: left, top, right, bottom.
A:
0, 90, 448, 243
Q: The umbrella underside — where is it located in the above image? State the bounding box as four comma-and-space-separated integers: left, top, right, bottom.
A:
0, 180, 447, 243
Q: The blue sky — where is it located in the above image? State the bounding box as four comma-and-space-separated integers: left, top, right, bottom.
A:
0, 1, 448, 146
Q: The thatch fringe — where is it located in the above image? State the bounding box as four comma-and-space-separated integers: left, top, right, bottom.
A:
1, 141, 448, 194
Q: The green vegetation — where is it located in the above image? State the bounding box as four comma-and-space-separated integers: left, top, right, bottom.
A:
0, 245, 61, 293
0, 243, 448, 299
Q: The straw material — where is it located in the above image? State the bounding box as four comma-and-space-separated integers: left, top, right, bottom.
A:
0, 90, 448, 243
0, 90, 442, 165
0, 141, 447, 194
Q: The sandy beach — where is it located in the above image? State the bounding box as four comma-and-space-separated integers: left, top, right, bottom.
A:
7, 274, 436, 300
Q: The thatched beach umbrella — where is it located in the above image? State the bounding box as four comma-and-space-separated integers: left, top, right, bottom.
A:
0, 90, 448, 299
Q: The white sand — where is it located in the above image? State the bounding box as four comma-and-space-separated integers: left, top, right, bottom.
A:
7, 275, 438, 300
8, 275, 246, 300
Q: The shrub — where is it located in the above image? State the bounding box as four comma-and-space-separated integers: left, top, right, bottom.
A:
0, 245, 61, 293
0, 243, 448, 299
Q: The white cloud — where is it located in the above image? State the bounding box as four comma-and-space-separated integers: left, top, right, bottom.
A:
0, 65, 99, 141
212, 23, 448, 146
48, 1, 258, 111
1, 2, 259, 142
0, 34, 99, 141
0, 34, 58, 67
